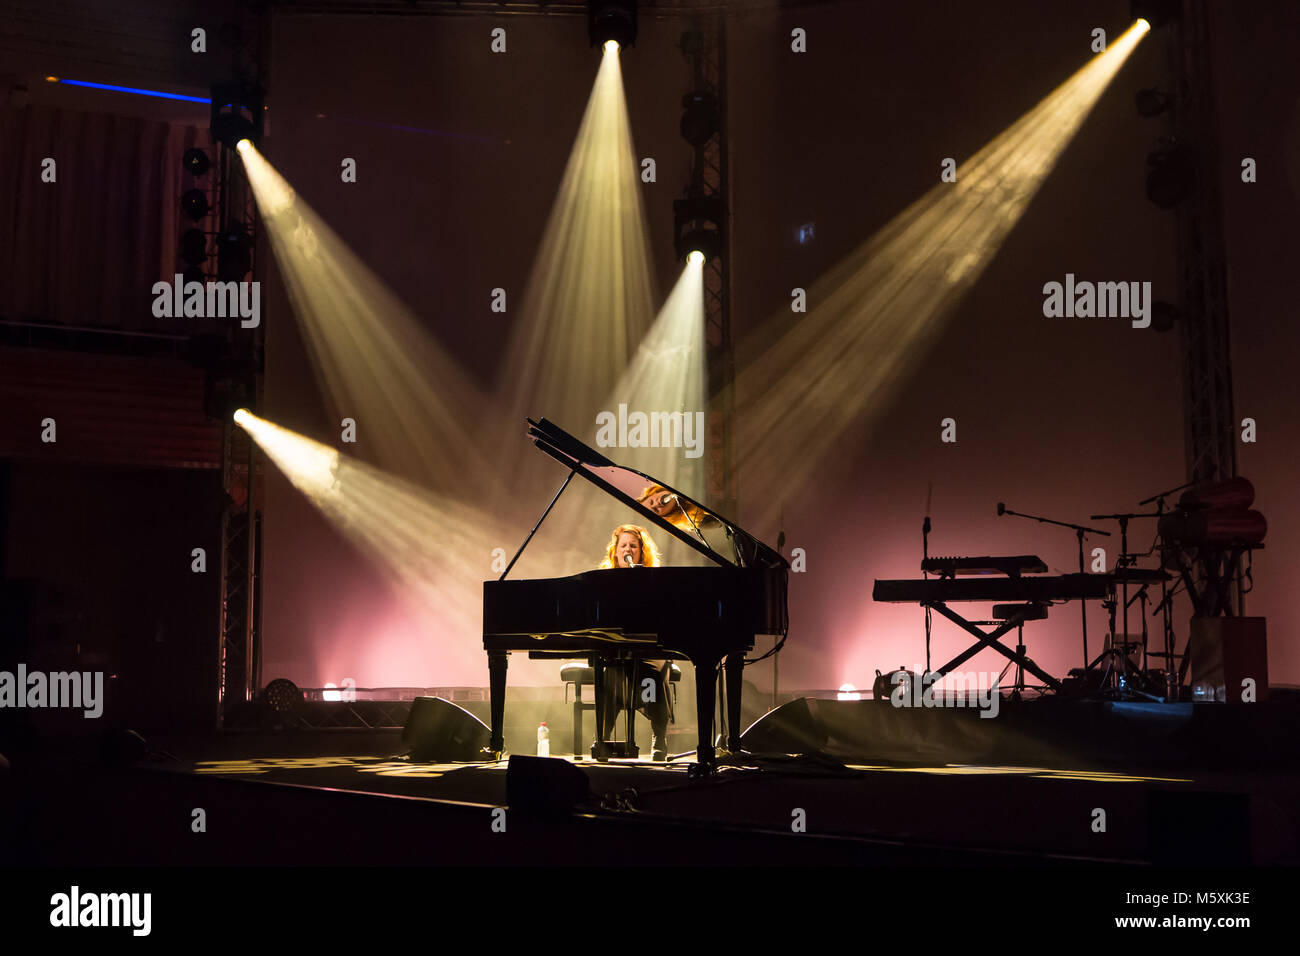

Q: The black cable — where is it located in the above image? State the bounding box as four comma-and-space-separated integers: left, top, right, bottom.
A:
745, 624, 788, 664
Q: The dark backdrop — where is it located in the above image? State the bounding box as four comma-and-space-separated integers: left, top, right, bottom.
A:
256, 1, 1299, 693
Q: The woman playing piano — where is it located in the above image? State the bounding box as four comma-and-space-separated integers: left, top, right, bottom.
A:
598, 524, 673, 760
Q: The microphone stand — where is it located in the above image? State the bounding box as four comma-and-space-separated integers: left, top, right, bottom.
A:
999, 504, 1111, 669
1138, 480, 1195, 507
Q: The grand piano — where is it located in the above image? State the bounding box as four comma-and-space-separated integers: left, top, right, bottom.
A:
482, 418, 789, 771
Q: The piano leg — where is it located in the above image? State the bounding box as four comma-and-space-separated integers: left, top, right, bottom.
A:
693, 656, 720, 773
592, 657, 608, 761
487, 649, 509, 757
724, 653, 745, 754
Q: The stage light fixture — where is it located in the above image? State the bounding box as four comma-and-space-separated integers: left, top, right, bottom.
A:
205, 371, 255, 422
183, 147, 211, 176
680, 91, 719, 147
210, 82, 264, 150
181, 187, 210, 221
260, 678, 303, 717
673, 194, 724, 263
1131, 0, 1180, 30
1134, 87, 1170, 118
180, 228, 208, 267
588, 0, 636, 50
1145, 141, 1196, 209
216, 229, 253, 281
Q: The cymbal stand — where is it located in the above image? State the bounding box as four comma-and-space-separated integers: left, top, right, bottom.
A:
1089, 584, 1160, 700
1139, 486, 1184, 700
1129, 582, 1152, 672
1088, 510, 1161, 678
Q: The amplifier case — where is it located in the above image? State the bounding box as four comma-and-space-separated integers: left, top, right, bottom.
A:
1187, 616, 1268, 703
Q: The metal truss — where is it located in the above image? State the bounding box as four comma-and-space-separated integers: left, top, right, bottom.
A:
216, 4, 269, 723
1155, 3, 1241, 615
681, 13, 736, 517
1165, 2, 1236, 489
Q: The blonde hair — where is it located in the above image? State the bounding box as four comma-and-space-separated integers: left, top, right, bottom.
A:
599, 524, 661, 568
638, 483, 710, 531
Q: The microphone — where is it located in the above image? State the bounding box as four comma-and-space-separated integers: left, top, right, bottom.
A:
624, 553, 636, 568
997, 502, 1006, 516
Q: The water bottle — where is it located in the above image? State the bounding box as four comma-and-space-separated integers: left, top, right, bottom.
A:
537, 721, 550, 758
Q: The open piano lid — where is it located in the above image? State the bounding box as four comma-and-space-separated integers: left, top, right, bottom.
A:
525, 417, 787, 570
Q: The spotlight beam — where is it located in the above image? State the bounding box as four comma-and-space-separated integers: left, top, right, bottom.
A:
732, 21, 1151, 530
495, 38, 655, 504
236, 141, 499, 497
234, 409, 523, 679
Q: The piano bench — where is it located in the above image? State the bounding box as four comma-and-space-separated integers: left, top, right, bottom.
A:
992, 602, 1050, 622
559, 662, 681, 759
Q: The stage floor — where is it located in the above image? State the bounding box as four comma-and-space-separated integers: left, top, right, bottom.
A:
8, 726, 1296, 867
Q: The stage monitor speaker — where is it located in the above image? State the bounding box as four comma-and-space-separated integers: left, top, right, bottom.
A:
506, 755, 590, 815
738, 697, 828, 755
1188, 617, 1268, 703
402, 696, 491, 761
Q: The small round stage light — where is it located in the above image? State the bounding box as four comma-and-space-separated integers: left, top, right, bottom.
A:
687, 250, 704, 266
181, 187, 209, 221
837, 683, 861, 701
211, 82, 262, 150
673, 194, 724, 264
182, 147, 211, 176
588, 0, 637, 50
236, 138, 251, 153
604, 39, 620, 54
260, 678, 303, 724
1130, 0, 1180, 30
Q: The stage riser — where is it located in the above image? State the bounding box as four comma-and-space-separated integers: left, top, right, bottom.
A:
740, 695, 1300, 769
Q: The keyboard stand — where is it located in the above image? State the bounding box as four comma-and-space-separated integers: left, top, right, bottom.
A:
926, 601, 1062, 692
